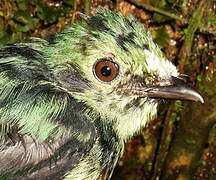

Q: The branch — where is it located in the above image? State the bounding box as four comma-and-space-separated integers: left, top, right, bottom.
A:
127, 0, 188, 24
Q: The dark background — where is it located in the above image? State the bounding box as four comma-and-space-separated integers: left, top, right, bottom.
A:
0, 0, 216, 179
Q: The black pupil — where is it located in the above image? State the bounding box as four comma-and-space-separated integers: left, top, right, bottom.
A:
101, 66, 111, 76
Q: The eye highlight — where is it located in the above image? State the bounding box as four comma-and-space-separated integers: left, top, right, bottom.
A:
93, 59, 119, 82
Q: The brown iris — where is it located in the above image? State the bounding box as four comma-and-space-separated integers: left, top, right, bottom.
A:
93, 59, 119, 82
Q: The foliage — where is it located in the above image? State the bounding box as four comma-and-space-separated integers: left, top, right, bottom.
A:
0, 0, 74, 47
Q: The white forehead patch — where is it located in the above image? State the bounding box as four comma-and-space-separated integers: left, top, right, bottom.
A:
144, 49, 179, 78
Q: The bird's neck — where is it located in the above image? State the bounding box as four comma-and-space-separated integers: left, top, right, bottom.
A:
65, 118, 124, 180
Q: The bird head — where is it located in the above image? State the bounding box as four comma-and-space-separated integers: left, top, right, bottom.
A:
46, 9, 203, 141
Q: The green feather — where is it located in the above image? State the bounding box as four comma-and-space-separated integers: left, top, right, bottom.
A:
0, 9, 185, 179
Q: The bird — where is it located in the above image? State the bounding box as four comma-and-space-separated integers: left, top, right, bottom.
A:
0, 9, 203, 180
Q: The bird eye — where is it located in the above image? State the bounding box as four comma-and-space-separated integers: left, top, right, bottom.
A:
93, 59, 119, 82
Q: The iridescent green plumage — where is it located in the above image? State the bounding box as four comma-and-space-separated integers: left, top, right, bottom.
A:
0, 9, 203, 179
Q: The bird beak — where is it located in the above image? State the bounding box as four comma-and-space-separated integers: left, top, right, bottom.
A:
145, 77, 204, 103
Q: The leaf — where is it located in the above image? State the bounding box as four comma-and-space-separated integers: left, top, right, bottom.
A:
16, 0, 31, 11
0, 31, 23, 47
207, 12, 216, 27
152, 27, 170, 48
151, 0, 180, 23
63, 0, 75, 6
12, 10, 39, 32
33, 1, 61, 25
